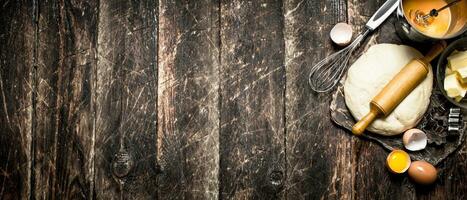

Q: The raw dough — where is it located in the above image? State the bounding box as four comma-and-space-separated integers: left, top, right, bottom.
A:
344, 44, 433, 136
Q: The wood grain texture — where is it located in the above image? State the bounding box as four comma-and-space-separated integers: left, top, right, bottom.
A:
157, 0, 220, 199
283, 0, 353, 199
95, 0, 158, 199
0, 1, 466, 199
33, 0, 98, 199
219, 0, 286, 199
416, 139, 467, 200
348, 0, 417, 199
0, 1, 35, 199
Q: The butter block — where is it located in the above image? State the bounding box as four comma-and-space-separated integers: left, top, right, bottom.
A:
446, 66, 453, 76
444, 73, 466, 98
447, 50, 467, 71
456, 67, 467, 84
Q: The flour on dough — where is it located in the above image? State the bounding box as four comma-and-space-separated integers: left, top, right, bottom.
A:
344, 44, 433, 136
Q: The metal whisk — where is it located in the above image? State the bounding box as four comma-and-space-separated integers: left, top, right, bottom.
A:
308, 29, 370, 93
308, 0, 399, 93
415, 0, 461, 27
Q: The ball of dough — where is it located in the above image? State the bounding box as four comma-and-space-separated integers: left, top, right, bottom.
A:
344, 44, 433, 136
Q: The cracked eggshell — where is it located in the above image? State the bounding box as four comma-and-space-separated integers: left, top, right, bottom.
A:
403, 129, 427, 151
330, 23, 353, 46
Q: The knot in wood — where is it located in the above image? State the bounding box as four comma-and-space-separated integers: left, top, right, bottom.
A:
154, 162, 163, 174
268, 170, 283, 191
112, 150, 134, 178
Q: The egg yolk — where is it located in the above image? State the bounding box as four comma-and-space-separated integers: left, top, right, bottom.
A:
387, 150, 411, 173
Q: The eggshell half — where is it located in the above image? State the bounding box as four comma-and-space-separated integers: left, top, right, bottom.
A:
403, 129, 427, 151
386, 149, 411, 174
330, 23, 352, 46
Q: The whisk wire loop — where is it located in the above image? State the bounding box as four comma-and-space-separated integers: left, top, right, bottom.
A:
308, 29, 371, 92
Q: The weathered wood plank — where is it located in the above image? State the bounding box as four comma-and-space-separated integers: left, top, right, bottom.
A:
32, 0, 98, 199
219, 0, 286, 198
95, 0, 158, 199
415, 143, 467, 200
354, 143, 416, 200
283, 0, 354, 199
157, 0, 220, 199
348, 0, 416, 199
0, 1, 35, 199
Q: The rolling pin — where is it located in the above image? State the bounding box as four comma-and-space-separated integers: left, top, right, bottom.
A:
352, 41, 447, 135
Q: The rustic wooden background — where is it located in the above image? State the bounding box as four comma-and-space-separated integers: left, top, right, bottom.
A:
0, 0, 466, 199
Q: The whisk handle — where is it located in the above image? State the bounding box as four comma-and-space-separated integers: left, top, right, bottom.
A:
365, 0, 399, 30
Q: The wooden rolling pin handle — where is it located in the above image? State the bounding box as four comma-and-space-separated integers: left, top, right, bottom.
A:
352, 107, 379, 135
422, 40, 447, 63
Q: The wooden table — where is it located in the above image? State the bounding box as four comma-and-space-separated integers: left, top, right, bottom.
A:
1, 0, 466, 199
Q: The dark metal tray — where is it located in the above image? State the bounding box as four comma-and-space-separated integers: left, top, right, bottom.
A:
330, 77, 465, 165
